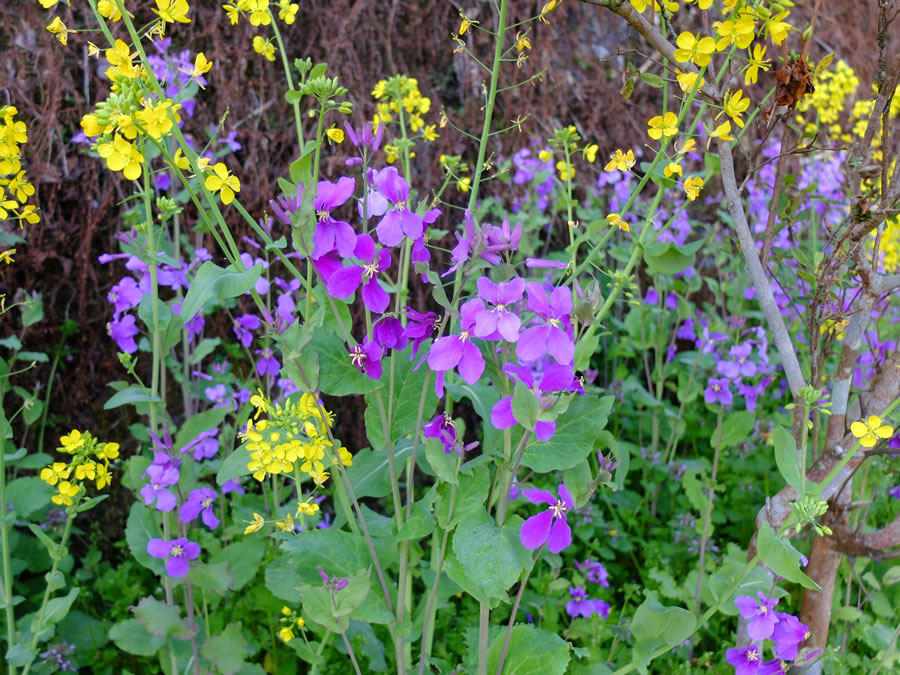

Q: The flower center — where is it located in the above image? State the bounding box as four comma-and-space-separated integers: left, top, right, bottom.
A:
171, 545, 183, 557
549, 500, 567, 519
459, 331, 470, 342
202, 498, 213, 509
349, 346, 367, 367
495, 303, 506, 312
316, 209, 329, 222
549, 318, 561, 328
363, 261, 379, 280
747, 648, 759, 663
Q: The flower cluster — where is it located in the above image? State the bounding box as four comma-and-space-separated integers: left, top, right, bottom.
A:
0, 105, 40, 231
278, 606, 306, 643
726, 593, 815, 675
40, 430, 118, 506
371, 74, 438, 154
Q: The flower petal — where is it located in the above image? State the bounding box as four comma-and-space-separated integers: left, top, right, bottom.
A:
519, 510, 552, 549
547, 515, 572, 553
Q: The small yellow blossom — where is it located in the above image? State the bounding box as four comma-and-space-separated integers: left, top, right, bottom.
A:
154, 0, 191, 24
677, 138, 697, 155
98, 0, 122, 21
52, 481, 80, 506
744, 44, 771, 86
296, 498, 320, 517
664, 162, 683, 178
252, 35, 276, 62
279, 627, 295, 643
539, 0, 559, 24
182, 52, 213, 84
423, 124, 439, 142
583, 143, 598, 163
277, 0, 299, 24
333, 446, 353, 468
456, 176, 471, 192
515, 32, 532, 51
244, 512, 265, 535
97, 135, 144, 181
647, 112, 678, 140
458, 12, 478, 35
325, 125, 344, 144
0, 249, 15, 265
556, 160, 573, 181
275, 514, 295, 532
46, 17, 69, 46
850, 415, 893, 448
75, 461, 97, 482
605, 148, 635, 172
247, 0, 272, 26
714, 16, 755, 51
204, 162, 241, 204
761, 11, 792, 46
674, 69, 705, 94
41, 462, 71, 486
720, 89, 750, 128
607, 212, 630, 233
60, 429, 85, 453
673, 32, 716, 68
683, 175, 704, 201
705, 120, 734, 148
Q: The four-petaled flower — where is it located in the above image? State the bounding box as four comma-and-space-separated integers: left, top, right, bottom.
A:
426, 298, 485, 396
704, 376, 733, 407
604, 149, 635, 172
519, 483, 574, 553
368, 167, 425, 247
850, 415, 893, 448
725, 645, 762, 675
147, 537, 201, 577
473, 276, 526, 342
673, 31, 716, 67
647, 112, 678, 140
204, 162, 241, 205
324, 234, 392, 313
734, 592, 779, 640
517, 282, 575, 364
565, 586, 610, 619
179, 487, 220, 530
312, 177, 357, 259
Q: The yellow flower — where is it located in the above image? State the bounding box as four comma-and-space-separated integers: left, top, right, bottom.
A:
52, 481, 80, 506
275, 514, 295, 532
136, 100, 177, 140
0, 249, 15, 265
46, 17, 69, 46
17, 204, 40, 226
647, 111, 678, 140
714, 16, 755, 51
60, 429, 85, 453
97, 442, 120, 462
252, 35, 276, 61
456, 176, 471, 192
154, 0, 191, 24
705, 120, 733, 148
721, 89, 750, 128
183, 52, 213, 84
684, 0, 713, 8
673, 32, 716, 67
761, 11, 792, 46
247, 0, 272, 26
41, 462, 71, 486
310, 470, 330, 487
683, 176, 704, 201
583, 143, 598, 163
75, 461, 97, 482
97, 135, 144, 181
38, 0, 58, 7
94, 463, 112, 490
676, 138, 697, 155
296, 498, 320, 517
7, 171, 35, 203
333, 446, 353, 468
296, 617, 305, 627
850, 415, 893, 448
423, 124, 439, 142
204, 162, 241, 204
98, 0, 122, 21
674, 69, 705, 94
249, 387, 269, 418
372, 80, 386, 99
325, 125, 344, 144
664, 162, 682, 178
458, 12, 478, 35
105, 40, 138, 78
607, 212, 630, 233
515, 32, 531, 51
539, 0, 558, 24
605, 148, 636, 172
279, 627, 295, 643
244, 512, 265, 535
277, 0, 299, 24
556, 160, 573, 181
744, 44, 770, 86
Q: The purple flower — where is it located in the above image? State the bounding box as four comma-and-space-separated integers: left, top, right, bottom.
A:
108, 314, 139, 353
255, 348, 281, 377
517, 282, 575, 364
325, 234, 392, 313
423, 414, 476, 456
317, 567, 349, 591
726, 646, 762, 675
483, 217, 522, 256
717, 343, 757, 379
734, 592, 780, 640
520, 483, 574, 553
312, 177, 357, 259
443, 210, 476, 277
221, 478, 245, 495
179, 429, 220, 461
403, 309, 439, 359
704, 377, 733, 407
575, 559, 609, 587
472, 276, 525, 342
491, 363, 580, 441
344, 120, 382, 152
147, 537, 201, 577
426, 298, 485, 396
373, 316, 407, 352
108, 276, 143, 315
770, 612, 809, 660
269, 189, 304, 227
233, 314, 260, 348
179, 487, 220, 530
889, 484, 900, 499
758, 660, 789, 675
370, 167, 423, 247
140, 448, 180, 512
565, 586, 610, 619
205, 383, 227, 405
349, 338, 383, 380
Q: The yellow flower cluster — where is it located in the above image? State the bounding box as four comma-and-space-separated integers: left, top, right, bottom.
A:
371, 75, 437, 150
239, 391, 351, 485
40, 430, 119, 506
223, 0, 276, 27
278, 606, 305, 643
795, 59, 860, 141
0, 106, 40, 230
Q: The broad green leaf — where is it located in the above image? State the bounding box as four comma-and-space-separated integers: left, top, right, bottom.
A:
201, 623, 249, 675
104, 386, 164, 410
134, 596, 190, 639
186, 562, 233, 596
299, 584, 342, 632
511, 382, 539, 431
435, 464, 489, 529
125, 502, 163, 575
705, 559, 785, 615
452, 510, 528, 599
347, 443, 413, 499
312, 329, 383, 396
446, 381, 502, 455
8, 477, 53, 518
639, 72, 665, 88
630, 591, 696, 671
109, 619, 165, 656
643, 239, 704, 276
425, 437, 459, 485
757, 521, 820, 590
210, 538, 265, 591
772, 425, 803, 492
332, 568, 371, 618
397, 490, 437, 542
174, 406, 229, 452
40, 587, 79, 627
216, 446, 251, 486
486, 624, 570, 675
179, 261, 262, 323
714, 411, 755, 448
5, 644, 35, 667
277, 321, 315, 361
520, 396, 613, 472
563, 459, 594, 508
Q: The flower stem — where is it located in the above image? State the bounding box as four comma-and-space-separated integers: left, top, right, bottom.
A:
495, 545, 544, 674
0, 383, 17, 675
693, 408, 724, 613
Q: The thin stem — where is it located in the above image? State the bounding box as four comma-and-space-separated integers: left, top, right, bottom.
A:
0, 383, 17, 675
267, 7, 304, 150
693, 409, 724, 613
495, 545, 543, 674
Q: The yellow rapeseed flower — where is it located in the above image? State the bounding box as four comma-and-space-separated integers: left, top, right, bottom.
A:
607, 212, 630, 233
683, 176, 704, 201
605, 148, 636, 172
744, 44, 770, 86
46, 17, 69, 46
714, 16, 755, 51
244, 512, 265, 535
721, 89, 750, 128
154, 0, 191, 24
252, 35, 276, 61
98, 0, 122, 21
458, 12, 478, 35
204, 162, 241, 204
850, 415, 893, 448
674, 32, 716, 67
97, 135, 144, 181
647, 112, 678, 140
674, 69, 705, 94
52, 481, 80, 506
0, 249, 15, 265
664, 162, 683, 178
277, 0, 299, 24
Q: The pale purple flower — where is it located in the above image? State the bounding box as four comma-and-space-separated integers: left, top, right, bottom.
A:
205, 384, 227, 405
108, 276, 143, 315
370, 167, 423, 247
705, 377, 733, 407
317, 566, 349, 591
758, 660, 789, 675
565, 586, 610, 619
726, 646, 762, 675
108, 314, 139, 353
147, 537, 201, 577
491, 363, 580, 441
443, 210, 476, 277
221, 478, 245, 495
179, 429, 219, 461
771, 612, 809, 660
422, 413, 476, 456
269, 189, 304, 227
349, 338, 383, 380
520, 483, 574, 553
312, 177, 357, 259
483, 217, 522, 256
403, 308, 439, 359
735, 592, 780, 640
140, 473, 177, 511
325, 234, 392, 313
717, 343, 757, 379
233, 314, 260, 348
255, 348, 281, 377
426, 298, 485, 396
473, 276, 525, 342
179, 487, 220, 530
517, 282, 574, 364
575, 559, 609, 587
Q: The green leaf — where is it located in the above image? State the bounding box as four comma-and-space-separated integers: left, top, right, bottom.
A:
5, 643, 35, 667
186, 562, 233, 596
217, 446, 251, 486
126, 502, 163, 575
563, 459, 594, 508
452, 510, 528, 599
210, 538, 266, 591
424, 437, 458, 485
8, 477, 53, 518
299, 584, 342, 632
435, 464, 489, 529
28, 523, 61, 560
486, 624, 570, 675
109, 619, 166, 656
714, 411, 755, 448
312, 329, 384, 396
179, 261, 263, 323
134, 596, 191, 639
277, 321, 315, 361
201, 623, 249, 675
643, 239, 704, 276
706, 559, 784, 615
364, 347, 438, 449
757, 521, 820, 590
772, 425, 803, 492
520, 396, 613, 472
630, 591, 696, 670
347, 443, 413, 499
333, 568, 371, 618
639, 72, 665, 88
103, 386, 164, 410
174, 406, 230, 451
446, 381, 502, 456
38, 587, 80, 629
883, 566, 900, 586
511, 382, 539, 431
397, 489, 437, 542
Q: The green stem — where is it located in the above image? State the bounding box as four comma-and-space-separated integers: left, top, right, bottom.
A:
36, 350, 60, 455
267, 7, 304, 150
0, 384, 17, 675
693, 409, 724, 613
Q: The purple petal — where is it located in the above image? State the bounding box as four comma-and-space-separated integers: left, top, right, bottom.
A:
147, 538, 171, 559
427, 336, 463, 371
458, 341, 485, 383
520, 510, 553, 549
474, 310, 499, 339
516, 326, 548, 362
546, 326, 575, 364
539, 364, 575, 393
354, 233, 376, 262
333, 220, 358, 259
476, 277, 500, 304
526, 282, 551, 316
558, 484, 574, 510
549, 287, 573, 316
490, 397, 516, 429
314, 176, 355, 212
201, 508, 220, 530
376, 211, 404, 247
166, 556, 190, 577
362, 278, 390, 314
520, 488, 557, 506
155, 489, 177, 512
179, 500, 202, 523
326, 266, 364, 300
183, 541, 202, 560
496, 311, 521, 342
547, 516, 572, 553
401, 209, 423, 240
312, 222, 336, 259
534, 420, 556, 441
734, 595, 759, 620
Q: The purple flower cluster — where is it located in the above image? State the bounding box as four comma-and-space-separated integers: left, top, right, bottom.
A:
725, 593, 814, 674
693, 327, 773, 411
511, 145, 555, 213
